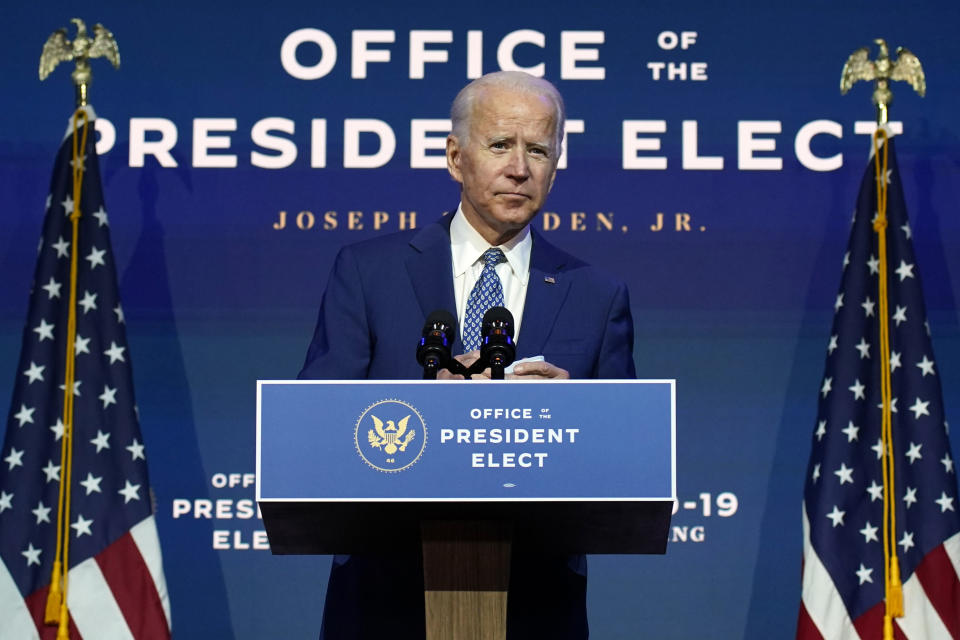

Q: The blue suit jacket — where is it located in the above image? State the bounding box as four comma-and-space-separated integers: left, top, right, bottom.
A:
300, 213, 636, 381
299, 214, 636, 639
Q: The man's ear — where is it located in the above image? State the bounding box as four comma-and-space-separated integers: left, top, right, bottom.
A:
446, 134, 463, 183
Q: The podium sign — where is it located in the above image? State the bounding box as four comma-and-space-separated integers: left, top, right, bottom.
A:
257, 380, 675, 554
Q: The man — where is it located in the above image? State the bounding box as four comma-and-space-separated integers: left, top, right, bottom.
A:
300, 71, 636, 638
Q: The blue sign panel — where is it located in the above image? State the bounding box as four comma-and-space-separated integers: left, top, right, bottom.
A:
257, 380, 674, 501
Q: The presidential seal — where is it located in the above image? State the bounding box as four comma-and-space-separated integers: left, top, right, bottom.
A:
355, 399, 427, 472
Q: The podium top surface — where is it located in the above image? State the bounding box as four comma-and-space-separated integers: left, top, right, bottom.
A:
257, 379, 675, 504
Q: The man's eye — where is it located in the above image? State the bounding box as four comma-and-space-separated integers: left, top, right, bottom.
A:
490, 141, 507, 150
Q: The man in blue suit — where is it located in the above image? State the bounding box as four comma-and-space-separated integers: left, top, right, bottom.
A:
300, 71, 635, 639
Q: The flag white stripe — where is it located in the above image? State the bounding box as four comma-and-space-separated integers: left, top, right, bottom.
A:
897, 569, 953, 640
67, 557, 135, 640
0, 561, 40, 640
131, 515, 172, 629
801, 503, 862, 639
943, 531, 960, 579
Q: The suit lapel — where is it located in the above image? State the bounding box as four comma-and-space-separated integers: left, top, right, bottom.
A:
516, 230, 571, 358
405, 214, 463, 351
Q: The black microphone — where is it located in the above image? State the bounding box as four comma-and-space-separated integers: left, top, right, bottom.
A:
480, 306, 516, 380
416, 310, 457, 379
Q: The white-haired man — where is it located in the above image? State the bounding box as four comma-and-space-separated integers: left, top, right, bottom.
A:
301, 70, 636, 638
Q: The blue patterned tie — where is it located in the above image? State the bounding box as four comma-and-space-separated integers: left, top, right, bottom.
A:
463, 248, 505, 351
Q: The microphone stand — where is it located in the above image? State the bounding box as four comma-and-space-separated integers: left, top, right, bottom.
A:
422, 359, 439, 380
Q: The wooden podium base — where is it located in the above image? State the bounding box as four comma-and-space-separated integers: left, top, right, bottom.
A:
421, 521, 512, 640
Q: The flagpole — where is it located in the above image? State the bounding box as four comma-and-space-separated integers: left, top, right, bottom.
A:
46, 109, 90, 638
38, 18, 120, 634
838, 39, 926, 640
871, 127, 903, 640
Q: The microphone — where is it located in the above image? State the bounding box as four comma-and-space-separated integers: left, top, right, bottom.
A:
480, 306, 516, 380
416, 310, 457, 379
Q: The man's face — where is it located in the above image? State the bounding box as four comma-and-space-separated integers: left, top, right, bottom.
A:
446, 87, 559, 245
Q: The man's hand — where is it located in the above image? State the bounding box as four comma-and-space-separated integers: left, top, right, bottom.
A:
437, 351, 482, 380
507, 360, 569, 380
439, 352, 569, 380
469, 358, 570, 380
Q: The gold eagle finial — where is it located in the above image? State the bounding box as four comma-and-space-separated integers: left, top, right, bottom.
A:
39, 18, 120, 107
840, 39, 925, 125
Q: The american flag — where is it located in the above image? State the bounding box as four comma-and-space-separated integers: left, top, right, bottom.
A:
797, 135, 960, 638
0, 108, 171, 639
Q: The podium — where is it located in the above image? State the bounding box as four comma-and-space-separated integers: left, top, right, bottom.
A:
257, 380, 675, 639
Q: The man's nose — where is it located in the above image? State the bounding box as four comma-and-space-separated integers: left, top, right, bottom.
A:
504, 147, 530, 181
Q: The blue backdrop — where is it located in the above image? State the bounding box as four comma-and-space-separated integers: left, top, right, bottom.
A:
2, 1, 959, 637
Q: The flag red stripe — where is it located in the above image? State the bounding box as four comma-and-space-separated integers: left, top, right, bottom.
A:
95, 532, 170, 640
913, 544, 960, 639
24, 586, 82, 640
851, 600, 917, 640
796, 601, 825, 640
893, 619, 908, 640
853, 600, 884, 639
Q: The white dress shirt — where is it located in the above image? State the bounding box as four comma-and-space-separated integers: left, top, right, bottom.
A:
450, 204, 531, 346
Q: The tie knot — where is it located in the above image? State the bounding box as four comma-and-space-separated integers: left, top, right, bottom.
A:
482, 248, 505, 268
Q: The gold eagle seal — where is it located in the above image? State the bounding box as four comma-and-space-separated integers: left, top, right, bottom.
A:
354, 399, 427, 472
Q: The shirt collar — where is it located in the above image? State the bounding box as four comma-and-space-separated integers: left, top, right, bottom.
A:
450, 204, 531, 284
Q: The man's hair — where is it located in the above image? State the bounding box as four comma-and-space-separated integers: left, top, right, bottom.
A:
450, 71, 566, 155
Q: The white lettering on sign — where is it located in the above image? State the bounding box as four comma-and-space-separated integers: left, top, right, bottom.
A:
280, 28, 606, 80
105, 116, 903, 172
471, 452, 549, 468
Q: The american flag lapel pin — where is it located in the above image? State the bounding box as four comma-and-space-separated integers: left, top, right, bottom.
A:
544, 275, 556, 284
